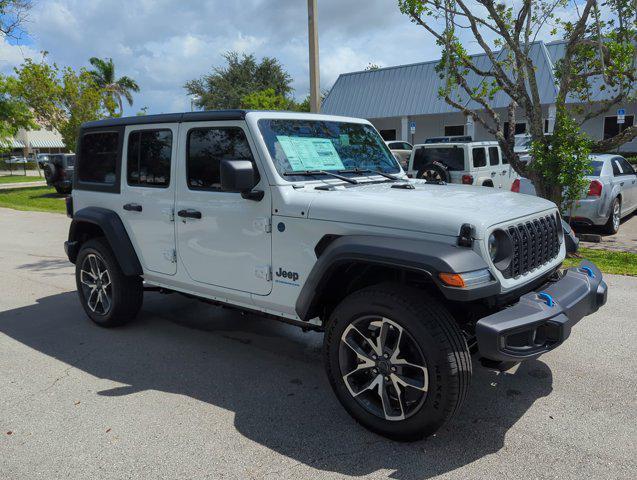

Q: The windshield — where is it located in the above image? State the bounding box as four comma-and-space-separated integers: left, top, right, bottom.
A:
258, 119, 400, 180
413, 147, 465, 171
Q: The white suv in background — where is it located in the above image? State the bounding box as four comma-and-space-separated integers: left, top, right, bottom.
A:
407, 137, 518, 189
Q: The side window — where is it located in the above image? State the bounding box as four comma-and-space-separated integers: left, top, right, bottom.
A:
78, 131, 119, 184
472, 147, 486, 168
127, 129, 172, 187
616, 157, 635, 175
611, 159, 623, 176
186, 127, 256, 191
488, 146, 500, 166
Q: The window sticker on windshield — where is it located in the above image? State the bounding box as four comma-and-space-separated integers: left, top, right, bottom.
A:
276, 136, 345, 171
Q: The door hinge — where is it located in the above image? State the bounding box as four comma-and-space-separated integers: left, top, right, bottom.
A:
254, 217, 272, 233
255, 265, 272, 281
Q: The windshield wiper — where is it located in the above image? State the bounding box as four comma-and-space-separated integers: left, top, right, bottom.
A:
337, 168, 400, 181
283, 170, 359, 184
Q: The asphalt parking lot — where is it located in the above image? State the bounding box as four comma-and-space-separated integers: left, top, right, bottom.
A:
0, 207, 636, 480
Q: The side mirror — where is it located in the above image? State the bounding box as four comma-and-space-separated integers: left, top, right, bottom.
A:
220, 159, 263, 201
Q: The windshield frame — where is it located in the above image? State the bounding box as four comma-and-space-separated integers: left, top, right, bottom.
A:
256, 117, 402, 183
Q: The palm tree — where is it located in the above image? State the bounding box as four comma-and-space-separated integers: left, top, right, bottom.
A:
88, 57, 140, 116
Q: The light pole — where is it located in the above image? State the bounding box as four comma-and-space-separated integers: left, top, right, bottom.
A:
307, 0, 320, 113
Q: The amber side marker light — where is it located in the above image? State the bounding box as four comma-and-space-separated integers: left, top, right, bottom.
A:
438, 269, 494, 288
439, 272, 466, 288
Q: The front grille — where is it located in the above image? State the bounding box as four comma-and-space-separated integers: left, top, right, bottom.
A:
502, 214, 560, 279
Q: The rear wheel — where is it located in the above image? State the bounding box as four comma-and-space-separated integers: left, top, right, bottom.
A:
75, 238, 143, 327
603, 197, 621, 234
324, 283, 471, 440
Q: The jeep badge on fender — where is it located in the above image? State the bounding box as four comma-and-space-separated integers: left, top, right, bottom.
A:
64, 109, 607, 441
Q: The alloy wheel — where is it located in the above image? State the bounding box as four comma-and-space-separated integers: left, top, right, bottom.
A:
79, 253, 112, 315
612, 201, 620, 232
339, 316, 428, 421
420, 168, 443, 182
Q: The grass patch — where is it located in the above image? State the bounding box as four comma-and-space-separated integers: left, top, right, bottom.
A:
564, 247, 637, 276
0, 186, 66, 214
0, 175, 44, 184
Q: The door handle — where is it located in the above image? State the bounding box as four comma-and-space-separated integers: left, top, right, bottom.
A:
123, 203, 142, 212
490, 171, 496, 177
177, 209, 202, 219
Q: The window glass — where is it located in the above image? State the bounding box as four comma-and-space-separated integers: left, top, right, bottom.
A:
127, 129, 172, 187
444, 125, 465, 136
503, 122, 527, 139
589, 160, 604, 176
258, 119, 399, 180
611, 159, 622, 176
413, 147, 465, 171
389, 142, 411, 150
604, 116, 634, 140
616, 157, 635, 175
488, 146, 500, 166
472, 147, 487, 168
65, 155, 75, 167
78, 132, 119, 184
379, 129, 397, 141
187, 127, 255, 190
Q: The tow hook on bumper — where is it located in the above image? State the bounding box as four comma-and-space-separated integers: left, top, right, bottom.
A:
476, 261, 607, 361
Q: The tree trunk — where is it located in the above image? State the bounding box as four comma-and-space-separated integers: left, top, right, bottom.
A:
528, 172, 562, 207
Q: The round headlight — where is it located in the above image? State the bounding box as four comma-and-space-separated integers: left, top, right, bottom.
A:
488, 229, 513, 271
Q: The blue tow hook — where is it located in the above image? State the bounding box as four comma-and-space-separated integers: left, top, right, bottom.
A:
538, 292, 554, 307
580, 266, 595, 278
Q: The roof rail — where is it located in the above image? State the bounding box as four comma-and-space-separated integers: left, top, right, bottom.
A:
424, 135, 473, 144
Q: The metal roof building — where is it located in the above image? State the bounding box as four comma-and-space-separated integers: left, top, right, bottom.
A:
322, 41, 636, 153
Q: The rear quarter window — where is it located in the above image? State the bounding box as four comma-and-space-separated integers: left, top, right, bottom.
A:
77, 131, 121, 188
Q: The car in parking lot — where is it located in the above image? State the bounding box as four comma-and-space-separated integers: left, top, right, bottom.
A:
44, 153, 75, 194
385, 140, 412, 168
407, 136, 518, 189
512, 154, 637, 233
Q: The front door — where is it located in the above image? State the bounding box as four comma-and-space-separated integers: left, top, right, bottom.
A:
175, 122, 272, 296
120, 124, 177, 275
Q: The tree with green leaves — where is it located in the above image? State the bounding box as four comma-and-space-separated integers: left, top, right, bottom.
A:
88, 57, 140, 117
9, 57, 114, 151
0, 74, 35, 153
398, 0, 636, 208
185, 51, 294, 110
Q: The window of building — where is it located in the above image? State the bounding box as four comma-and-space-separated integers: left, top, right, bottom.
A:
544, 119, 550, 133
488, 146, 500, 166
604, 115, 634, 140
127, 130, 172, 187
444, 125, 465, 137
379, 129, 397, 141
78, 131, 120, 185
503, 122, 527, 139
186, 127, 256, 191
472, 147, 487, 168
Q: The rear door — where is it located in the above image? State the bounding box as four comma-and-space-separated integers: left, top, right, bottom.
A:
120, 124, 178, 275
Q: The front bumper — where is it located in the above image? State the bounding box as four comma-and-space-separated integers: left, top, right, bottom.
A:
476, 260, 607, 361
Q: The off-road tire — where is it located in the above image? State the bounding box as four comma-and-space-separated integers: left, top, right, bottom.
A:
418, 162, 451, 183
75, 238, 143, 327
55, 185, 71, 195
602, 197, 621, 234
324, 283, 471, 441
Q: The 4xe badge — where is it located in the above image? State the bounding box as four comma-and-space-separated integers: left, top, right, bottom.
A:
275, 267, 300, 285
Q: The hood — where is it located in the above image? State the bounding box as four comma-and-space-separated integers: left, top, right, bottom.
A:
306, 181, 557, 239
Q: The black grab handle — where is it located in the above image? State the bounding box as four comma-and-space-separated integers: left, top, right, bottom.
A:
123, 203, 142, 212
177, 209, 202, 219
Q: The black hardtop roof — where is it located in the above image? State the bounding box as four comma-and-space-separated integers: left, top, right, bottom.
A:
80, 109, 248, 130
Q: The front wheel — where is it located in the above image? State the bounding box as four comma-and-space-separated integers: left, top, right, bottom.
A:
75, 238, 143, 327
324, 283, 471, 440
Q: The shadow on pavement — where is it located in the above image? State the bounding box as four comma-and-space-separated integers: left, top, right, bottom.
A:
0, 291, 554, 479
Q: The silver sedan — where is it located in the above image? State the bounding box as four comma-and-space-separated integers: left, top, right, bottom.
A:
515, 154, 637, 234
568, 154, 637, 233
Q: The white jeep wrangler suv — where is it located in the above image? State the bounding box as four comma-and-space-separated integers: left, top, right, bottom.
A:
64, 110, 607, 440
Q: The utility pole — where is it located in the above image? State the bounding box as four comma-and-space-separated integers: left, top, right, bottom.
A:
307, 0, 320, 113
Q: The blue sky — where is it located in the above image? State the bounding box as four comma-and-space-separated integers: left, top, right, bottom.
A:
0, 0, 569, 116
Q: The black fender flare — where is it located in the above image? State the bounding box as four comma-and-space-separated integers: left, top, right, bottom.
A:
295, 235, 499, 321
67, 207, 143, 276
